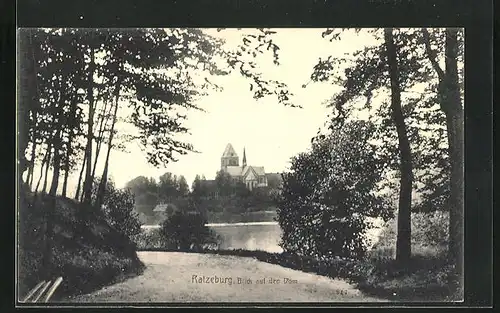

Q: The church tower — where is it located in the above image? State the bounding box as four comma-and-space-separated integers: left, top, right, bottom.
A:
221, 143, 239, 170
242, 147, 247, 167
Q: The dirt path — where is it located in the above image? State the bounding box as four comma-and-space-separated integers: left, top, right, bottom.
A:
66, 251, 387, 303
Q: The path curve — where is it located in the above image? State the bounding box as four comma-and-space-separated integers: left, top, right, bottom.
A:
66, 251, 387, 303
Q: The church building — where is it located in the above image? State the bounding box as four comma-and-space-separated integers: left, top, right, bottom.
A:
220, 143, 268, 190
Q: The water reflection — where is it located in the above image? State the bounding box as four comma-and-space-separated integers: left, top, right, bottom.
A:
209, 222, 283, 253
141, 222, 283, 253
141, 219, 382, 253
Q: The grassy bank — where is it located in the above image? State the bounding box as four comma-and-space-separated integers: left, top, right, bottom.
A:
18, 188, 145, 301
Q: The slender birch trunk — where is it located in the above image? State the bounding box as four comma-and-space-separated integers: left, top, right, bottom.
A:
82, 45, 96, 206
95, 76, 122, 209
91, 96, 111, 180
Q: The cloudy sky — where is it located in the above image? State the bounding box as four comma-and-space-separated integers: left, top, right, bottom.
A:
29, 28, 381, 194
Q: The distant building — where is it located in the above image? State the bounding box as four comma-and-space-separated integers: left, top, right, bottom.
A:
153, 202, 200, 219
220, 143, 268, 191
153, 203, 178, 220
193, 143, 282, 196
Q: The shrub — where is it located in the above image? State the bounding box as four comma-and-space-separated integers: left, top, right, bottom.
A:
276, 121, 393, 260
411, 211, 449, 247
159, 211, 220, 251
373, 211, 449, 258
133, 229, 166, 250
356, 211, 453, 301
94, 178, 142, 239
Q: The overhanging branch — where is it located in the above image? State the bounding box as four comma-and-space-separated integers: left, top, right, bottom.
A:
422, 28, 445, 81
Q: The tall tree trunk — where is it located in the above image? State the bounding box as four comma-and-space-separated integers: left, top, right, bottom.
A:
18, 30, 38, 179
24, 30, 42, 187
27, 132, 37, 188
61, 156, 70, 197
26, 30, 42, 188
75, 154, 86, 201
62, 97, 78, 197
384, 28, 413, 263
48, 136, 63, 195
91, 143, 101, 181
49, 102, 65, 196
25, 143, 33, 185
34, 148, 49, 194
44, 91, 66, 277
42, 143, 53, 194
443, 28, 464, 297
82, 45, 96, 206
44, 125, 63, 278
91, 97, 111, 180
95, 78, 122, 209
422, 28, 464, 296
43, 97, 63, 195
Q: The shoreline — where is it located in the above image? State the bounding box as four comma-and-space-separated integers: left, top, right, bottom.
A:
141, 221, 280, 229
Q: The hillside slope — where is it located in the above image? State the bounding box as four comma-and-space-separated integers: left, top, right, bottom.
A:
18, 185, 145, 301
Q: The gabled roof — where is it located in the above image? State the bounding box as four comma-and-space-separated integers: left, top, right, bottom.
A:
242, 166, 266, 178
242, 166, 255, 180
250, 166, 266, 176
225, 166, 243, 177
222, 143, 238, 158
241, 166, 251, 177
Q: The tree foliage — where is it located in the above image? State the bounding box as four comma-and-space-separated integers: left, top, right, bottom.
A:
20, 27, 294, 207
309, 28, 463, 212
159, 211, 219, 251
307, 27, 463, 294
277, 120, 393, 260
94, 178, 142, 239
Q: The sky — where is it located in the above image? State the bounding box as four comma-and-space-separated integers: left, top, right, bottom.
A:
27, 28, 381, 195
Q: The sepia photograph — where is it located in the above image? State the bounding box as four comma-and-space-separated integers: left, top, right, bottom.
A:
16, 27, 464, 304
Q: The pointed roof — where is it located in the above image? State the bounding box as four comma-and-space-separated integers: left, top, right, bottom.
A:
242, 147, 247, 165
242, 166, 266, 177
222, 143, 238, 158
225, 166, 244, 176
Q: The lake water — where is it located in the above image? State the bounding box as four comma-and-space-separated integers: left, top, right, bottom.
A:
141, 222, 283, 253
208, 222, 283, 253
141, 219, 384, 254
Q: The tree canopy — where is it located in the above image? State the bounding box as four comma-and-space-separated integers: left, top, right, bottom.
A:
277, 120, 393, 259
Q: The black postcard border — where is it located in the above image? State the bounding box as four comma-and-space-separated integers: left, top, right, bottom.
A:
3, 0, 494, 309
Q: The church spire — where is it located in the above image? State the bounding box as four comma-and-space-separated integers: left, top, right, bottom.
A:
242, 147, 247, 167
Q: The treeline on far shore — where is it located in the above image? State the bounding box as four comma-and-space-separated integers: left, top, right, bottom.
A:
125, 171, 282, 225
138, 206, 278, 225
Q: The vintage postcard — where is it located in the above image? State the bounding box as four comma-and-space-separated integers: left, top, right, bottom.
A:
16, 27, 465, 305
